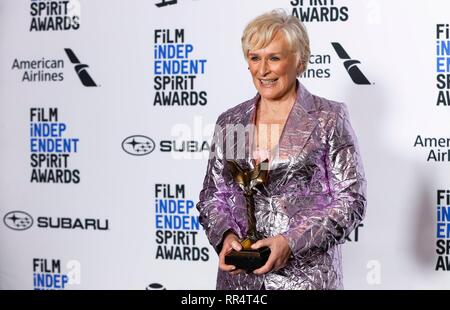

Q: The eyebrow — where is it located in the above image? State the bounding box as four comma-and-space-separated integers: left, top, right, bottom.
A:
248, 52, 283, 56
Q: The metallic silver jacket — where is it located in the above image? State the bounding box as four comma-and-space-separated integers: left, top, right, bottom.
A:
197, 81, 367, 290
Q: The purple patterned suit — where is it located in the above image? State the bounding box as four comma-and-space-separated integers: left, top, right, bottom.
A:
197, 81, 367, 290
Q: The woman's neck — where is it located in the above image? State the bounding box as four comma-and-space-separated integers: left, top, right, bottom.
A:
259, 83, 297, 118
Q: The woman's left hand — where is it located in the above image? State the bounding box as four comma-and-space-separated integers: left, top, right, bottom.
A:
251, 235, 292, 275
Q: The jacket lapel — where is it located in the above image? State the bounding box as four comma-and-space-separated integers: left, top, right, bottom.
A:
277, 81, 318, 160
226, 95, 257, 172
269, 82, 319, 190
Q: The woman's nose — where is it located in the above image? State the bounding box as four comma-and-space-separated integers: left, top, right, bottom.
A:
258, 59, 270, 76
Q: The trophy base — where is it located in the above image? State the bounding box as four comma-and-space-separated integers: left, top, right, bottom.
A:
224, 247, 271, 273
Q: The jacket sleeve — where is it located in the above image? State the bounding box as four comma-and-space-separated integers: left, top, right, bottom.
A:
281, 103, 367, 257
196, 116, 241, 253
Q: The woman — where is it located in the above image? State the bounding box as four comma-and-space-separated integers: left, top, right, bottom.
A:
196, 9, 367, 290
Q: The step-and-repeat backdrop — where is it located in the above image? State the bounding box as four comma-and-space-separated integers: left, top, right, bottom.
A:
1, 0, 450, 289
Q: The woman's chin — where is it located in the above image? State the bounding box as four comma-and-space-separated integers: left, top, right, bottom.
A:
258, 90, 281, 101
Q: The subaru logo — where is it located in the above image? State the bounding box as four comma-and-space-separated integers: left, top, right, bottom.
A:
122, 135, 155, 156
3, 211, 33, 231
146, 283, 166, 290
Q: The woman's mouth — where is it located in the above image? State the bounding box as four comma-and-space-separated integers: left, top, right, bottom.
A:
259, 78, 278, 86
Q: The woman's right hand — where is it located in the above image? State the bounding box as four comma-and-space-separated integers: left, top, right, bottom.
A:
219, 231, 244, 275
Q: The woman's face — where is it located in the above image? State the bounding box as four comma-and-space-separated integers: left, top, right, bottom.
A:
247, 31, 301, 102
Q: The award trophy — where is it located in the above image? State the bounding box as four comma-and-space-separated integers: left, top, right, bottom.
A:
224, 159, 271, 272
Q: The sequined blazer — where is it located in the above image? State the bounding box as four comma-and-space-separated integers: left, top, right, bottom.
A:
197, 81, 367, 290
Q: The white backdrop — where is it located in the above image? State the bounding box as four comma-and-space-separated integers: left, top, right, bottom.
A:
1, 0, 450, 289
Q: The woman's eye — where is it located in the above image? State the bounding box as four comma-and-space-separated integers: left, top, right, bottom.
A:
250, 56, 259, 61
270, 57, 280, 61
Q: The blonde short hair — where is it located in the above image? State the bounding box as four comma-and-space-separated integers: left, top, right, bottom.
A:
241, 9, 310, 75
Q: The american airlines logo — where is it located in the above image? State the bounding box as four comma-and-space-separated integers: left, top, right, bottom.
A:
331, 43, 371, 85
155, 0, 177, 7
64, 48, 97, 87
